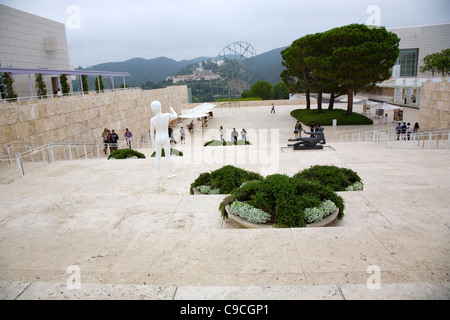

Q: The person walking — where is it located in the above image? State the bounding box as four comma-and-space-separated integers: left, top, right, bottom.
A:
294, 121, 302, 138
271, 103, 275, 113
102, 128, 109, 154
180, 127, 186, 144
220, 126, 225, 142
231, 128, 239, 142
124, 128, 133, 148
396, 123, 402, 141
241, 129, 247, 143
109, 129, 119, 151
407, 123, 412, 140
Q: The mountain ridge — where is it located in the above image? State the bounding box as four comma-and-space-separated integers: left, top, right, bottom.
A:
84, 46, 288, 87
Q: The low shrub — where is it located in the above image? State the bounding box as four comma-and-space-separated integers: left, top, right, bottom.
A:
151, 148, 183, 157
230, 201, 271, 224
204, 140, 251, 146
196, 185, 221, 195
293, 165, 363, 192
108, 149, 146, 160
190, 165, 263, 195
219, 174, 345, 228
290, 109, 373, 126
304, 200, 338, 224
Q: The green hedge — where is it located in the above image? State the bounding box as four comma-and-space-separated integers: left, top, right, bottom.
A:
108, 149, 146, 159
290, 109, 373, 126
293, 165, 363, 192
190, 165, 263, 195
151, 148, 183, 157
204, 140, 251, 146
219, 174, 345, 228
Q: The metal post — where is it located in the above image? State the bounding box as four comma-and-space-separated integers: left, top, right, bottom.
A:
29, 144, 34, 162
16, 155, 24, 176
68, 144, 73, 160
28, 74, 34, 100
80, 75, 84, 95
48, 144, 54, 162
6, 145, 12, 165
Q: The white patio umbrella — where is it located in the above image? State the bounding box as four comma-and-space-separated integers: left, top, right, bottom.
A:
179, 109, 209, 119
371, 102, 402, 110
339, 97, 378, 106
193, 102, 216, 113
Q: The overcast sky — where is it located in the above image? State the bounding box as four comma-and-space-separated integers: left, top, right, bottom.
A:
2, 0, 449, 67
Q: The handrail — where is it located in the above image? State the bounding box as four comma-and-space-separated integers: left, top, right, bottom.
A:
0, 87, 140, 104
340, 129, 450, 150
1, 141, 105, 176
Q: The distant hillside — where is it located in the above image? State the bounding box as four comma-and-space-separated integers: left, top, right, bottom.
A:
252, 46, 288, 84
84, 46, 288, 87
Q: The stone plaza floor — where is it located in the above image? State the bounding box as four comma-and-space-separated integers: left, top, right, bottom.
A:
0, 102, 449, 300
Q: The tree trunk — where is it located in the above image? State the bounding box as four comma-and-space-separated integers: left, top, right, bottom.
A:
306, 89, 311, 109
328, 93, 335, 110
346, 87, 353, 116
317, 89, 323, 114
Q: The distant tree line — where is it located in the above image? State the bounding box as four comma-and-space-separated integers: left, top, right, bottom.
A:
420, 49, 450, 76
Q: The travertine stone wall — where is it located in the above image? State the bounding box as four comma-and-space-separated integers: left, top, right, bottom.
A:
419, 82, 450, 130
0, 86, 189, 149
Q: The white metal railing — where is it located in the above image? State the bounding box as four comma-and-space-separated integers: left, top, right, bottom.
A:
0, 88, 139, 104
340, 129, 450, 150
2, 142, 105, 176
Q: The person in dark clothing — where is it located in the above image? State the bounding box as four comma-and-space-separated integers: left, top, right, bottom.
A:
109, 129, 119, 151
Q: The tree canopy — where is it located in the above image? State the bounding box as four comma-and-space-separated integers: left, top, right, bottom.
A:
420, 49, 450, 76
281, 24, 400, 115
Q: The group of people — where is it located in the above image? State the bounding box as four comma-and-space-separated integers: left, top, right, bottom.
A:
168, 126, 187, 145
102, 127, 133, 154
395, 122, 420, 141
227, 127, 248, 143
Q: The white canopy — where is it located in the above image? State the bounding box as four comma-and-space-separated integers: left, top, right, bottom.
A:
193, 102, 216, 112
179, 102, 216, 119
370, 102, 403, 110
179, 109, 209, 119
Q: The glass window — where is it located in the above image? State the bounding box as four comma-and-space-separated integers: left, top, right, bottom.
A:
397, 49, 419, 77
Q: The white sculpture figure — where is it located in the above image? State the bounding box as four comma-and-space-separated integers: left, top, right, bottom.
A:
150, 101, 178, 179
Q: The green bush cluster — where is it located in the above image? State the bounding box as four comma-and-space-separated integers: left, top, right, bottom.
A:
190, 165, 263, 195
293, 165, 363, 192
290, 109, 373, 126
219, 174, 345, 228
150, 148, 183, 157
108, 149, 146, 160
204, 140, 251, 146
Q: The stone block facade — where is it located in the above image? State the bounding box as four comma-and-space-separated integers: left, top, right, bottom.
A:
419, 82, 450, 130
0, 86, 189, 150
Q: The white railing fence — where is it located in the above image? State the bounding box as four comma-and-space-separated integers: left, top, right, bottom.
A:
340, 129, 450, 150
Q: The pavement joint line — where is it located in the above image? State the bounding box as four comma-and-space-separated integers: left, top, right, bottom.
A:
14, 281, 32, 300
337, 285, 346, 300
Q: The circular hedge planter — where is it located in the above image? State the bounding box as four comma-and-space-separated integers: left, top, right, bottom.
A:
225, 205, 339, 229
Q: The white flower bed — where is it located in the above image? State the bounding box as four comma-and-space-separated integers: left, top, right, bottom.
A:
304, 200, 338, 224
345, 181, 364, 191
230, 201, 271, 224
197, 185, 221, 194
